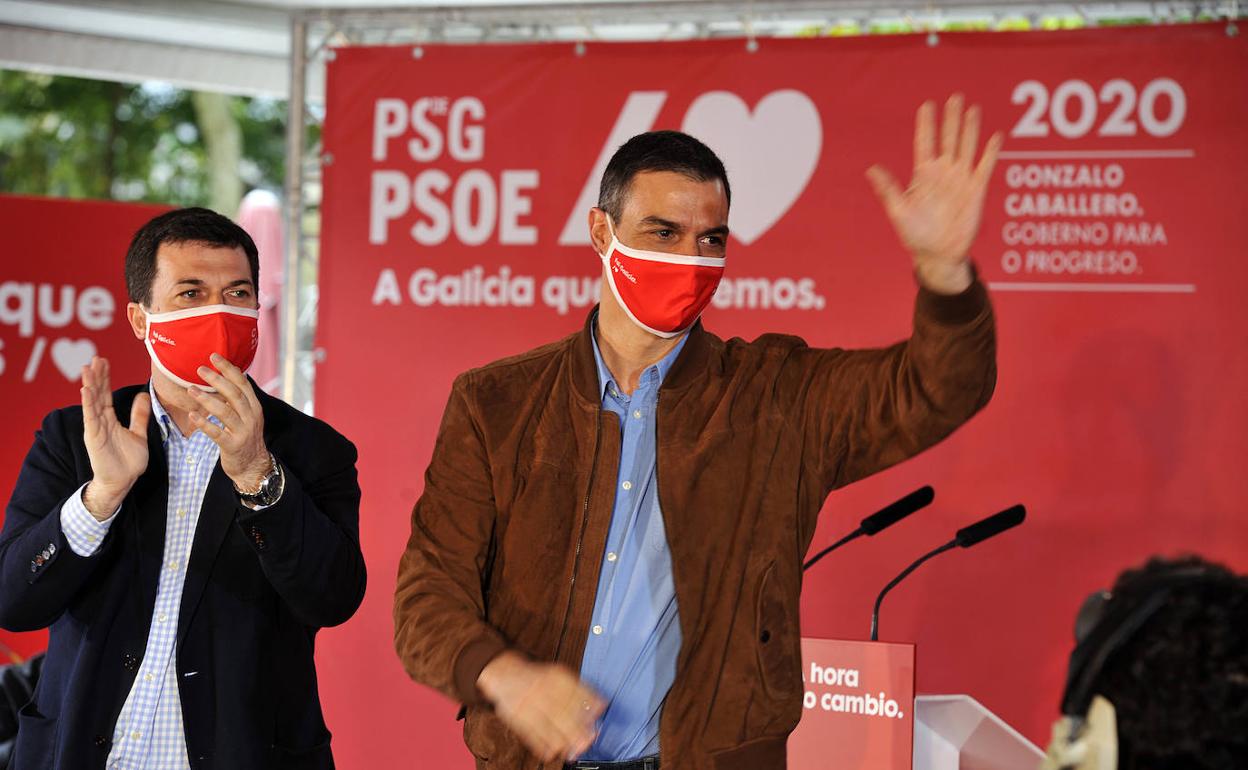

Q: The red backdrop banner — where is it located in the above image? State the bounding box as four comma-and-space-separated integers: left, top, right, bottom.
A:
315, 25, 1248, 766
0, 195, 169, 661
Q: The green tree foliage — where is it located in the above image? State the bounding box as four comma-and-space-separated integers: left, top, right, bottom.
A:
0, 70, 289, 209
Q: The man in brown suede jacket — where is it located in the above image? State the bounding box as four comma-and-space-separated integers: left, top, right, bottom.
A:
395, 95, 1002, 770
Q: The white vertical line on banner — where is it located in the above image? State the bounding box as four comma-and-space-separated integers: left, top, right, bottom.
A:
23, 337, 47, 383
557, 91, 669, 245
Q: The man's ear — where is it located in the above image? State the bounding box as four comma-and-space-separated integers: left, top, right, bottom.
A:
587, 207, 612, 257
126, 302, 147, 341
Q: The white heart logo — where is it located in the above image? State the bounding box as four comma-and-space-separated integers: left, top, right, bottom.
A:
51, 338, 97, 382
681, 90, 822, 246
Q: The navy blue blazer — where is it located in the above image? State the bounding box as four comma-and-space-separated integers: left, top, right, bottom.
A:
0, 383, 365, 769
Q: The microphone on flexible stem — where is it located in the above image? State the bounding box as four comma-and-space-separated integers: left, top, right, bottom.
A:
869, 504, 1026, 641
803, 486, 936, 572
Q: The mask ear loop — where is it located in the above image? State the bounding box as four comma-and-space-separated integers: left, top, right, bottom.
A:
601, 213, 619, 258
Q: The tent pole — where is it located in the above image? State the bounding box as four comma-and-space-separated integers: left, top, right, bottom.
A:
280, 14, 307, 407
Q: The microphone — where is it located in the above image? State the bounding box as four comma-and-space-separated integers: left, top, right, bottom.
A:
869, 504, 1026, 641
802, 486, 935, 572
955, 505, 1026, 548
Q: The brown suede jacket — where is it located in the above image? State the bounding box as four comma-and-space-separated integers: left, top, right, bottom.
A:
394, 280, 996, 770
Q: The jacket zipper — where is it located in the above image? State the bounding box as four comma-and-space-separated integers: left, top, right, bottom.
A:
553, 409, 603, 663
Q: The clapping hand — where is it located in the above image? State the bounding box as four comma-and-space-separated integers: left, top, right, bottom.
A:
80, 357, 151, 521
186, 353, 271, 493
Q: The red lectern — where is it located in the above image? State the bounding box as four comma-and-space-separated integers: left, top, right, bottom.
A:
788, 637, 917, 769
789, 638, 1044, 770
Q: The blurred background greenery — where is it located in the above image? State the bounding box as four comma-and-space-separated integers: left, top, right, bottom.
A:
0, 70, 295, 214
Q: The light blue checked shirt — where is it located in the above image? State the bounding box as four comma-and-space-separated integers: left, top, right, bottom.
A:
60, 386, 222, 769
579, 324, 687, 760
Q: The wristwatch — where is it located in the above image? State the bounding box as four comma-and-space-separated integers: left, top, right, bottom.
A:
236, 453, 285, 509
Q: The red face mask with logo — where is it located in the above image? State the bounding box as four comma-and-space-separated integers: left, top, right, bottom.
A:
599, 216, 725, 338
143, 305, 259, 391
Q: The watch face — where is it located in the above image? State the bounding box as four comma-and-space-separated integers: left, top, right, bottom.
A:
258, 466, 284, 503
241, 466, 281, 505
255, 478, 275, 503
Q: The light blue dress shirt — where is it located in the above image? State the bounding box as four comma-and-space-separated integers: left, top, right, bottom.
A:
579, 324, 688, 760
60, 387, 222, 769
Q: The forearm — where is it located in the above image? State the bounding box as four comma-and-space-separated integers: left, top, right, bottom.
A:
393, 539, 509, 705
395, 373, 511, 704
0, 496, 114, 631
802, 277, 996, 490
907, 274, 997, 416
236, 463, 366, 628
0, 411, 119, 631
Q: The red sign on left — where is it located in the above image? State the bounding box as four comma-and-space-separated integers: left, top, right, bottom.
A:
0, 194, 170, 661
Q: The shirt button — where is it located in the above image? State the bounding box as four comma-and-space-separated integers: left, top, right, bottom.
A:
633, 410, 643, 419
87, 535, 97, 543
168, 561, 180, 571
177, 509, 187, 518
592, 625, 603, 635
621, 481, 632, 491
185, 457, 195, 466
607, 552, 618, 562
131, 731, 141, 740
144, 673, 154, 682
157, 613, 168, 623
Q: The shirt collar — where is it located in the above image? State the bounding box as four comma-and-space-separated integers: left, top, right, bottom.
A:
149, 383, 173, 441
590, 314, 690, 400
148, 383, 221, 442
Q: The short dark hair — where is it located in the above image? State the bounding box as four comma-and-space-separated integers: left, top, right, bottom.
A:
597, 130, 731, 222
1096, 556, 1248, 769
125, 207, 260, 306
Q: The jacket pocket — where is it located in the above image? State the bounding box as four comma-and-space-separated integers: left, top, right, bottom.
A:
709, 734, 787, 770
12, 700, 59, 770
267, 732, 333, 769
754, 562, 800, 700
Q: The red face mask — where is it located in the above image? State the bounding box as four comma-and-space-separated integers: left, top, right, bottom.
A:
143, 305, 260, 391
599, 217, 725, 338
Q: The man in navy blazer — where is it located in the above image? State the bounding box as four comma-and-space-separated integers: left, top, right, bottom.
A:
0, 208, 365, 769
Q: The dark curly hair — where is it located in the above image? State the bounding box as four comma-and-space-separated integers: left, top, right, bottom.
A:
1095, 556, 1248, 769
